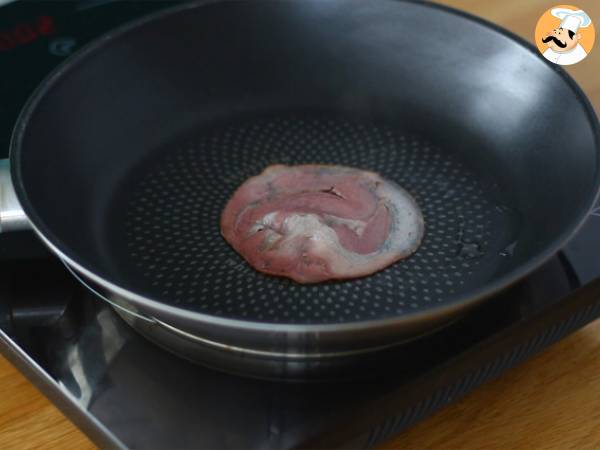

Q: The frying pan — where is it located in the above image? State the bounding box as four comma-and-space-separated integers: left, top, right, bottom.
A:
3, 0, 600, 379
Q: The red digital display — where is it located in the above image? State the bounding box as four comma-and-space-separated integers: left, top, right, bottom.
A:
0, 16, 56, 51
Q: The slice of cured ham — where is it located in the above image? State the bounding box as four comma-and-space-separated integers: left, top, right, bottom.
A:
220, 164, 424, 283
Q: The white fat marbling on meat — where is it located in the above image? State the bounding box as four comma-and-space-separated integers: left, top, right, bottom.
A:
221, 164, 425, 283
245, 181, 423, 279
323, 214, 368, 236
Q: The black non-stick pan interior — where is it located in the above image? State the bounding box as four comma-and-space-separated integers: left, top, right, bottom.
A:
13, 1, 599, 324
107, 113, 518, 324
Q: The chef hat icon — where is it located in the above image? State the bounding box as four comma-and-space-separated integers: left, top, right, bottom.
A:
551, 8, 592, 33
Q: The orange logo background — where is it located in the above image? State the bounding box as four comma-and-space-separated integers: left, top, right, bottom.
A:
534, 4, 595, 55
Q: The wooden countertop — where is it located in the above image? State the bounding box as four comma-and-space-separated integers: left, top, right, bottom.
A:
1, 1, 600, 449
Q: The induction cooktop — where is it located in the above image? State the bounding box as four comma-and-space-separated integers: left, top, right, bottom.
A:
1, 1, 600, 448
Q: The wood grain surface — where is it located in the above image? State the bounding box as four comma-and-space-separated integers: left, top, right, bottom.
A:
1, 1, 599, 449
0, 353, 95, 450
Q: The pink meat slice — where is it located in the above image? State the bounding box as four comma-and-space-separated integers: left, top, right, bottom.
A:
220, 164, 424, 283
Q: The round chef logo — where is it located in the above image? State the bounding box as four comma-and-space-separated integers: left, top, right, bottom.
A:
535, 5, 594, 65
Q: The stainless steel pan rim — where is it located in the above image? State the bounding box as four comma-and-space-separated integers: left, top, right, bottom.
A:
115, 303, 445, 360
6, 0, 600, 348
